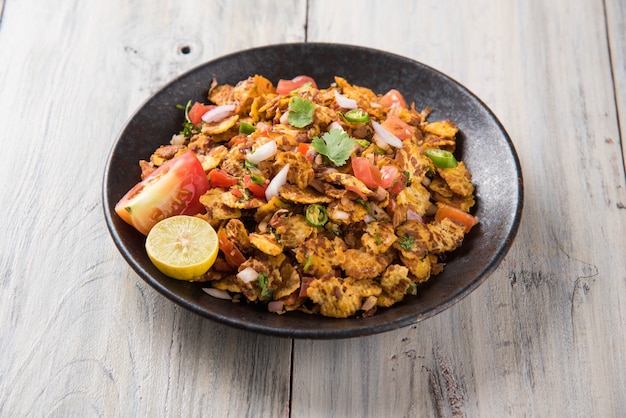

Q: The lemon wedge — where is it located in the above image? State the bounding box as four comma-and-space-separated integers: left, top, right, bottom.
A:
145, 215, 218, 281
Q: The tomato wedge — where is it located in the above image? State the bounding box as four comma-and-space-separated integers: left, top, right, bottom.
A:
217, 228, 247, 267
379, 89, 408, 108
276, 75, 317, 95
115, 151, 210, 235
188, 102, 215, 126
435, 204, 478, 233
381, 115, 413, 140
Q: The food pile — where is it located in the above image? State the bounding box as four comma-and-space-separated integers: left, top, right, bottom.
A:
115, 74, 478, 318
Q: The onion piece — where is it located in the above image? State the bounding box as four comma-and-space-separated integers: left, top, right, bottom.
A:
372, 120, 403, 148
334, 90, 358, 109
265, 163, 290, 201
236, 266, 259, 284
407, 210, 424, 222
201, 104, 236, 123
246, 140, 277, 164
268, 301, 285, 313
170, 134, 186, 145
328, 121, 345, 132
331, 210, 350, 221
202, 288, 232, 300
279, 111, 290, 125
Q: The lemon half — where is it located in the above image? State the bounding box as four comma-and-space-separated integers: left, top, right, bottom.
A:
145, 215, 219, 281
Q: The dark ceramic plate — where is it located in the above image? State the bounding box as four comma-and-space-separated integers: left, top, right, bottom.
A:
103, 43, 523, 339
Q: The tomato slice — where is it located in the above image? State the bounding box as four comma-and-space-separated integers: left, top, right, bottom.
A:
351, 156, 381, 189
115, 151, 210, 235
217, 228, 247, 267
381, 115, 413, 140
188, 102, 215, 126
379, 89, 408, 109
435, 204, 478, 233
276, 75, 317, 95
208, 169, 238, 188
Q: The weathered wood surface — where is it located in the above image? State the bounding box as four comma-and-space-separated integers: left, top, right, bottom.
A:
0, 0, 624, 417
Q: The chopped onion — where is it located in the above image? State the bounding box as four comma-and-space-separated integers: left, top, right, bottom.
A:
170, 134, 186, 145
421, 176, 432, 187
246, 140, 277, 164
201, 104, 236, 123
268, 301, 285, 313
265, 163, 290, 201
372, 120, 403, 148
361, 295, 378, 311
364, 214, 376, 224
202, 288, 232, 300
328, 121, 345, 132
332, 210, 350, 221
407, 210, 424, 222
334, 90, 358, 109
279, 111, 290, 125
236, 266, 258, 284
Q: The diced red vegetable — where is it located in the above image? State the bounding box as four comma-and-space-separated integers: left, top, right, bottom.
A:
276, 75, 317, 95
208, 169, 238, 188
435, 204, 478, 233
381, 115, 413, 140
217, 228, 247, 267
379, 89, 408, 109
188, 102, 215, 125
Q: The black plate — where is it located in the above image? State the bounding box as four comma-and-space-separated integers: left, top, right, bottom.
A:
103, 43, 523, 339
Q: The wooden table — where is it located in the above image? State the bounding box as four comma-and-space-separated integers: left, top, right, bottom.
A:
2, 0, 625, 416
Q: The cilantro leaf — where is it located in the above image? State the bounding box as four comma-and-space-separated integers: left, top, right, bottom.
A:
288, 97, 315, 128
311, 129, 355, 166
258, 272, 273, 298
398, 234, 416, 251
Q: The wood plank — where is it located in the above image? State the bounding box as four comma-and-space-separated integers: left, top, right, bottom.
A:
606, 0, 626, 162
298, 0, 626, 416
0, 0, 305, 415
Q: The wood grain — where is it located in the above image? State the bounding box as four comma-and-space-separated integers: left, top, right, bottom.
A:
297, 0, 626, 416
0, 0, 624, 416
0, 0, 304, 416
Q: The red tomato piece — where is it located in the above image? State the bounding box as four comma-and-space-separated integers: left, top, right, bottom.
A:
379, 89, 408, 109
388, 171, 409, 195
381, 115, 413, 140
115, 151, 210, 235
218, 228, 247, 267
379, 165, 399, 189
435, 204, 479, 233
351, 156, 381, 189
188, 102, 215, 125
297, 143, 314, 162
276, 75, 318, 95
243, 175, 268, 199
208, 169, 238, 188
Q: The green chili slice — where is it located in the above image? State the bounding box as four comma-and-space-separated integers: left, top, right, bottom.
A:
424, 148, 458, 168
343, 109, 370, 123
305, 204, 328, 226
239, 122, 256, 134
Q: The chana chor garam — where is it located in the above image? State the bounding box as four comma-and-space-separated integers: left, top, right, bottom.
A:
115, 74, 478, 318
